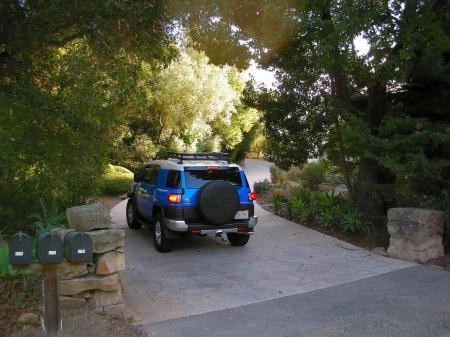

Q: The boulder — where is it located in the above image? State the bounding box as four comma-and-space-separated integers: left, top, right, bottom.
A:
66, 203, 111, 231
52, 228, 74, 241
60, 296, 87, 310
60, 273, 120, 296
103, 303, 125, 319
57, 261, 88, 280
95, 251, 126, 275
387, 208, 445, 263
87, 230, 125, 253
88, 288, 123, 308
17, 312, 39, 325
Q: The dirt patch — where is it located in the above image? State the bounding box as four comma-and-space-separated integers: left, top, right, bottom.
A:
11, 312, 148, 337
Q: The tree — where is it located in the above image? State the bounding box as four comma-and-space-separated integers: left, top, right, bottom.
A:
0, 1, 174, 231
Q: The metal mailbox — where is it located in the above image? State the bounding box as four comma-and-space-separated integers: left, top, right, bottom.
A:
8, 232, 33, 265
37, 232, 63, 264
64, 231, 93, 262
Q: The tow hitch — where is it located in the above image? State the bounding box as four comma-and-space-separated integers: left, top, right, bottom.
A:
215, 230, 227, 242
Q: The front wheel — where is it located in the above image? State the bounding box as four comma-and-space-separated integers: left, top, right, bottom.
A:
153, 213, 172, 253
126, 200, 141, 229
227, 233, 250, 246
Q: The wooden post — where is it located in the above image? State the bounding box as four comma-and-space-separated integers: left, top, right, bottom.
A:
42, 265, 60, 337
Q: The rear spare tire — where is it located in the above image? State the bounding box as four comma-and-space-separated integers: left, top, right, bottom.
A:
198, 181, 240, 225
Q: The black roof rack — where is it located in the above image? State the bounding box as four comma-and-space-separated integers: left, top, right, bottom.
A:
155, 152, 230, 163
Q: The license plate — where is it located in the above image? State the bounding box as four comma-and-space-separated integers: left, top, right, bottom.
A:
234, 210, 249, 220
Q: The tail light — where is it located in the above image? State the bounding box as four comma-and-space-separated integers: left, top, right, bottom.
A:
248, 192, 257, 201
167, 193, 182, 203
238, 227, 248, 233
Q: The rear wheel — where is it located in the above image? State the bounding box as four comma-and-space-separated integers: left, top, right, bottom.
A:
153, 213, 172, 253
227, 233, 250, 246
126, 200, 141, 229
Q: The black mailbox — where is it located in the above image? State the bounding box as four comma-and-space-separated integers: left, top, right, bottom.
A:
8, 232, 33, 265
37, 232, 63, 264
64, 231, 93, 262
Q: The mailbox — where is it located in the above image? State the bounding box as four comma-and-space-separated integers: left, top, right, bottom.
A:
8, 232, 33, 265
64, 231, 93, 262
37, 232, 63, 264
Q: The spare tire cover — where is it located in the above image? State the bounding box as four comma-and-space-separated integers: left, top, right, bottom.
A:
198, 181, 240, 225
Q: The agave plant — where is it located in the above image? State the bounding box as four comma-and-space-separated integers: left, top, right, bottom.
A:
29, 199, 67, 235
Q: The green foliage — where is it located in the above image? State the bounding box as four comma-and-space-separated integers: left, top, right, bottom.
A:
318, 207, 341, 229
339, 209, 365, 234
272, 194, 283, 215
0, 246, 33, 291
253, 179, 273, 195
270, 166, 288, 186
299, 162, 327, 191
315, 192, 340, 213
289, 187, 315, 223
99, 164, 134, 196
29, 200, 67, 235
287, 167, 302, 182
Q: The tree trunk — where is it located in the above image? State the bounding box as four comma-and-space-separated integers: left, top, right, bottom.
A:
354, 83, 387, 220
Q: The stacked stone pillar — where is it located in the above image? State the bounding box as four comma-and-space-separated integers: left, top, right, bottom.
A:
387, 208, 445, 263
56, 203, 126, 318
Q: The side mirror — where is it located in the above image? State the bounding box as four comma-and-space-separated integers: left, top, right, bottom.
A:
37, 232, 63, 264
8, 232, 33, 265
64, 232, 93, 263
134, 168, 145, 182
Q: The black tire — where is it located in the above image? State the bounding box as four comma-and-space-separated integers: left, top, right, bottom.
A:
198, 181, 240, 225
153, 213, 172, 253
126, 199, 142, 229
227, 233, 250, 246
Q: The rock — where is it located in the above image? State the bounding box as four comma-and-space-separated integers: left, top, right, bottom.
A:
57, 261, 88, 280
95, 251, 125, 275
52, 228, 75, 241
333, 184, 348, 196
88, 288, 123, 308
387, 208, 445, 263
87, 262, 96, 273
87, 230, 125, 253
17, 312, 39, 325
114, 246, 125, 253
371, 246, 388, 256
66, 203, 111, 231
60, 273, 120, 296
60, 296, 87, 310
103, 303, 125, 319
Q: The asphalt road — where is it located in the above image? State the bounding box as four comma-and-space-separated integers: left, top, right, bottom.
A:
110, 159, 450, 337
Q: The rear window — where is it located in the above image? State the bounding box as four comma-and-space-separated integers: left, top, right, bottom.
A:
166, 170, 181, 188
184, 167, 242, 188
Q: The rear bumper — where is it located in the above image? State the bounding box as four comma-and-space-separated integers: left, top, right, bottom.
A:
165, 216, 258, 233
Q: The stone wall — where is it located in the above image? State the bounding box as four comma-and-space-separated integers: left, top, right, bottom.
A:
57, 203, 126, 318
387, 208, 445, 263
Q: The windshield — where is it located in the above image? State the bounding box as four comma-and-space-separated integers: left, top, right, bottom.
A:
184, 167, 242, 188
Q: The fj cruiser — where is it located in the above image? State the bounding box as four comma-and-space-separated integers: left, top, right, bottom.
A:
126, 152, 258, 252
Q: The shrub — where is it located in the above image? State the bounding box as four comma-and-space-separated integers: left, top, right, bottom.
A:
272, 196, 282, 214
318, 207, 341, 229
253, 179, 273, 195
29, 199, 67, 235
340, 208, 366, 233
315, 191, 340, 213
271, 189, 288, 214
299, 161, 327, 191
0, 246, 33, 296
289, 187, 316, 223
287, 166, 302, 182
270, 165, 288, 186
99, 164, 134, 196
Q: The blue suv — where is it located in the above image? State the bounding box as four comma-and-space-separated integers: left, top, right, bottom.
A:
126, 152, 258, 252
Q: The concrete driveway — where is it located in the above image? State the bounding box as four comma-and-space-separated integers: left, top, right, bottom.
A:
111, 159, 415, 328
